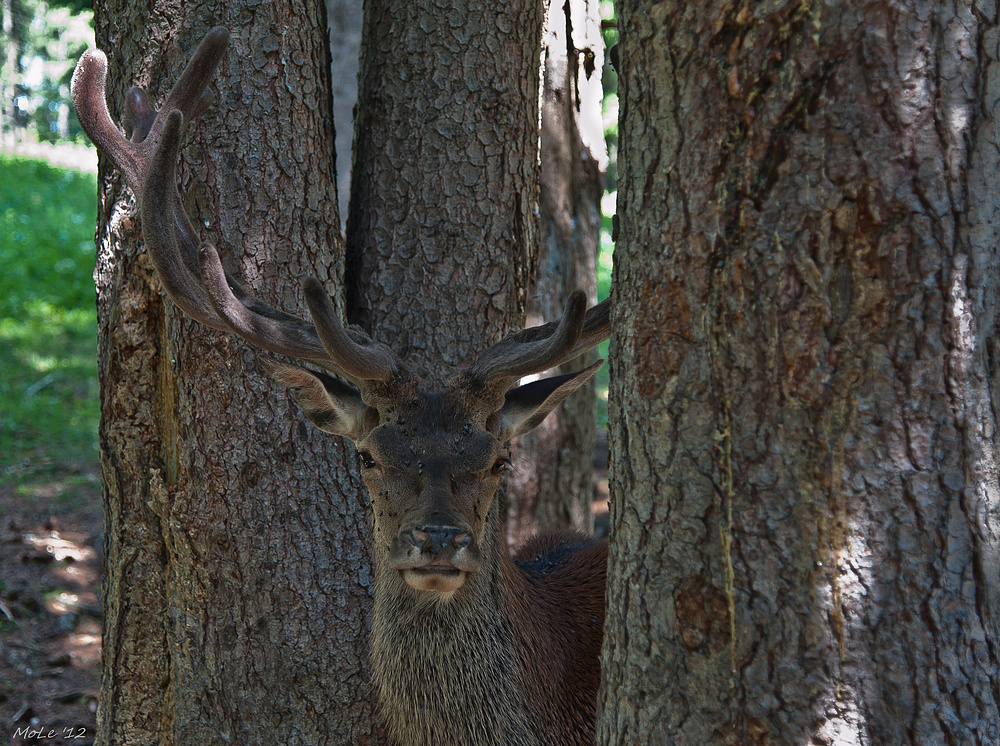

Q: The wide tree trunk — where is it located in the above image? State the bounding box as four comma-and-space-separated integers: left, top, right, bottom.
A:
599, 0, 1000, 743
506, 0, 605, 544
93, 5, 380, 744
347, 0, 545, 387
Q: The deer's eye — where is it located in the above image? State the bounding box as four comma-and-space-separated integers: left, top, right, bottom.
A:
491, 457, 509, 476
358, 451, 377, 469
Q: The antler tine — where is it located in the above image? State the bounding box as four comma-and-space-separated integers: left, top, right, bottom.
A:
71, 49, 144, 189
123, 88, 157, 141
303, 279, 402, 382
71, 28, 228, 195
480, 297, 610, 364
154, 28, 229, 136
125, 84, 214, 144
466, 290, 591, 386
561, 296, 610, 360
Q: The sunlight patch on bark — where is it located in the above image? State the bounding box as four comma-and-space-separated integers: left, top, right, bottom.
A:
812, 698, 865, 746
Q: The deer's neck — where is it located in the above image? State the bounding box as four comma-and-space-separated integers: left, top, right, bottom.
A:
370, 533, 538, 746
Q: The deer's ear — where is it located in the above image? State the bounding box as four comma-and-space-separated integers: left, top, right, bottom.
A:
489, 359, 604, 442
263, 361, 373, 441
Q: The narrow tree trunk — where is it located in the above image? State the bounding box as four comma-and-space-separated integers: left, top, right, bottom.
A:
325, 0, 362, 235
94, 5, 380, 743
347, 0, 545, 387
1, 0, 20, 146
506, 0, 605, 544
600, 1, 1000, 743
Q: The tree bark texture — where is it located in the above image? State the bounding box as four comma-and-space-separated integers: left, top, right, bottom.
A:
600, 1, 1000, 744
347, 0, 545, 388
506, 0, 605, 545
93, 5, 380, 744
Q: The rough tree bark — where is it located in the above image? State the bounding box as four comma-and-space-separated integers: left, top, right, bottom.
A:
347, 0, 545, 388
506, 0, 606, 545
93, 4, 379, 744
600, 0, 1000, 743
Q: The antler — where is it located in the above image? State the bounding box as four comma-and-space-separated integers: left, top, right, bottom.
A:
71, 28, 225, 195
461, 293, 610, 397
71, 28, 401, 386
72, 28, 609, 398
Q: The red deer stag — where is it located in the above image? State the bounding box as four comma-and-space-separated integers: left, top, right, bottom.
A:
72, 28, 610, 746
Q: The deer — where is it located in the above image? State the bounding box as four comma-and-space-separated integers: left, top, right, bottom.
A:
72, 28, 611, 746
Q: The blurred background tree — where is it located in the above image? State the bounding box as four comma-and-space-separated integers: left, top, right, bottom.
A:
1, 0, 93, 146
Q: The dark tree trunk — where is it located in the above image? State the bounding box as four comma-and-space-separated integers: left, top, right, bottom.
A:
93, 4, 380, 744
347, 0, 545, 388
506, 0, 605, 544
599, 0, 1000, 743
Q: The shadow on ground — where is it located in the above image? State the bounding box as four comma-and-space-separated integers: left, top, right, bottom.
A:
1, 470, 101, 746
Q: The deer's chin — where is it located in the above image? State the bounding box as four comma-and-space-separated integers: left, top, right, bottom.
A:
401, 567, 468, 594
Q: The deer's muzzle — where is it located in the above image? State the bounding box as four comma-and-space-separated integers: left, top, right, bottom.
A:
392, 524, 481, 594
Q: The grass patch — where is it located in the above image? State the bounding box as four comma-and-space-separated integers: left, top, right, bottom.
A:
0, 154, 99, 486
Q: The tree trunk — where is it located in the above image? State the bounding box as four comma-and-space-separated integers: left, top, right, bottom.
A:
1, 0, 20, 146
506, 0, 605, 545
347, 0, 545, 388
338, 0, 603, 544
599, 0, 1000, 743
93, 5, 380, 744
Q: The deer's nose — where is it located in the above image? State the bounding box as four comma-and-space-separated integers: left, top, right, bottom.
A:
409, 525, 471, 555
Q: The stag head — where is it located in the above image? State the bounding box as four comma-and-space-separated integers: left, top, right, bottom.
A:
72, 28, 610, 597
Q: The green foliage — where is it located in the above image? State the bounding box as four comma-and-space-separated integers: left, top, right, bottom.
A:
0, 154, 99, 484
47, 0, 92, 12
597, 199, 614, 304
595, 199, 615, 429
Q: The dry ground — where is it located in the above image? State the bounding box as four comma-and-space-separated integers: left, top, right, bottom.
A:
0, 471, 102, 746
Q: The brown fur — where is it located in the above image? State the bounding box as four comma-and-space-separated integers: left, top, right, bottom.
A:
372, 511, 606, 746
357, 393, 607, 745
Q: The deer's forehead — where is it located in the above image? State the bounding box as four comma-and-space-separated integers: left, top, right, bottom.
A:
364, 419, 500, 470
